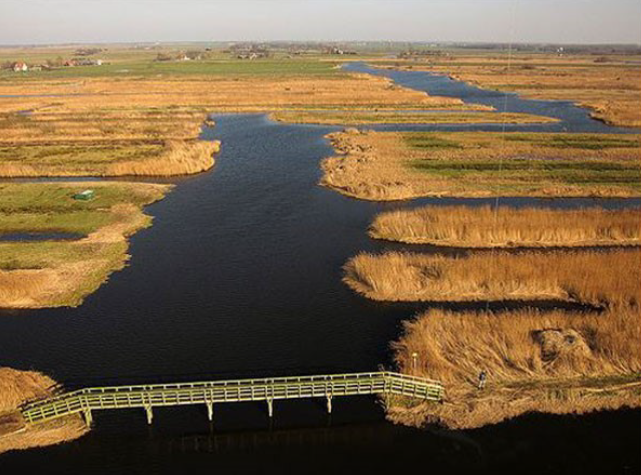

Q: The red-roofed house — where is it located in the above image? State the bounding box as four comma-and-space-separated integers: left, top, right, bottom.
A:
12, 62, 28, 72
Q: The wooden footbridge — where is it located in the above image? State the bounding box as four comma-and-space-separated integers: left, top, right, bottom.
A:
21, 372, 443, 426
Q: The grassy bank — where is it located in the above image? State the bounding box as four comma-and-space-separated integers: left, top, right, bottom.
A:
322, 130, 641, 200
0, 367, 88, 454
270, 110, 556, 125
369, 206, 641, 247
387, 307, 641, 429
0, 182, 170, 308
343, 249, 640, 304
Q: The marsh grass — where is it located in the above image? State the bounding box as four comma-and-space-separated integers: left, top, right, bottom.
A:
0, 139, 219, 177
343, 249, 641, 305
322, 131, 641, 200
387, 306, 641, 428
369, 205, 641, 247
271, 110, 555, 125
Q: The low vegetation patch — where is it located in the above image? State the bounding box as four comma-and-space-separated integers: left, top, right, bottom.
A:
322, 130, 641, 200
369, 205, 641, 247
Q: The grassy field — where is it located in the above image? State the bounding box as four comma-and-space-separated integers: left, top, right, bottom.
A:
369, 206, 641, 247
374, 52, 641, 127
0, 44, 345, 79
322, 130, 641, 200
0, 182, 170, 308
0, 59, 343, 80
343, 248, 640, 304
0, 367, 87, 454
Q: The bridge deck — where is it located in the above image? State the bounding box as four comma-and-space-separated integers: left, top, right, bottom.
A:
21, 372, 443, 425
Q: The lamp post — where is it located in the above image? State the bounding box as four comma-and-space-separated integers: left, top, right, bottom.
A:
411, 352, 419, 373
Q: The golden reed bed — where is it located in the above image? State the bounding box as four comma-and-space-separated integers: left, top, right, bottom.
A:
344, 247, 641, 428
387, 306, 641, 429
369, 205, 641, 247
343, 249, 641, 305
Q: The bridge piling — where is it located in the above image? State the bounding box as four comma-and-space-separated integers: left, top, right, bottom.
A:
326, 395, 333, 414
267, 398, 274, 418
145, 405, 153, 425
83, 408, 93, 426
206, 401, 214, 422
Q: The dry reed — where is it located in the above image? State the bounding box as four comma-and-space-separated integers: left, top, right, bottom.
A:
387, 306, 641, 429
369, 205, 641, 247
0, 139, 219, 177
343, 249, 641, 305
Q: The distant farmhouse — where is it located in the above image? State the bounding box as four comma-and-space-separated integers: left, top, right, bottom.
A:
12, 61, 28, 72
229, 43, 271, 60
325, 47, 357, 55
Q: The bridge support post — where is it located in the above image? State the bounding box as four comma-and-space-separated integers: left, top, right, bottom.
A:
144, 405, 153, 425
267, 398, 274, 418
326, 395, 333, 414
83, 408, 93, 426
206, 401, 214, 422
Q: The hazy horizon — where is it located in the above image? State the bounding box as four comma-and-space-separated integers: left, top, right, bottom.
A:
1, 0, 640, 46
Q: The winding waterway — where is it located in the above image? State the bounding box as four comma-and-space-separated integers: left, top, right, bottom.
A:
1, 64, 639, 473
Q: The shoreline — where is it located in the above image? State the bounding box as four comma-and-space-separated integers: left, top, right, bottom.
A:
0, 367, 88, 455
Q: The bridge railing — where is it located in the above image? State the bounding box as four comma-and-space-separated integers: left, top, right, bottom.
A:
21, 372, 443, 425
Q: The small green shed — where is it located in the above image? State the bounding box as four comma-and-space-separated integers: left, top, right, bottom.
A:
73, 189, 95, 201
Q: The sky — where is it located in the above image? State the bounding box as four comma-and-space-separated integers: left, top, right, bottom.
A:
1, 0, 640, 45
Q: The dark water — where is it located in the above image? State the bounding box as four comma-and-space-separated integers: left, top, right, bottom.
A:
0, 232, 83, 242
1, 65, 640, 473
